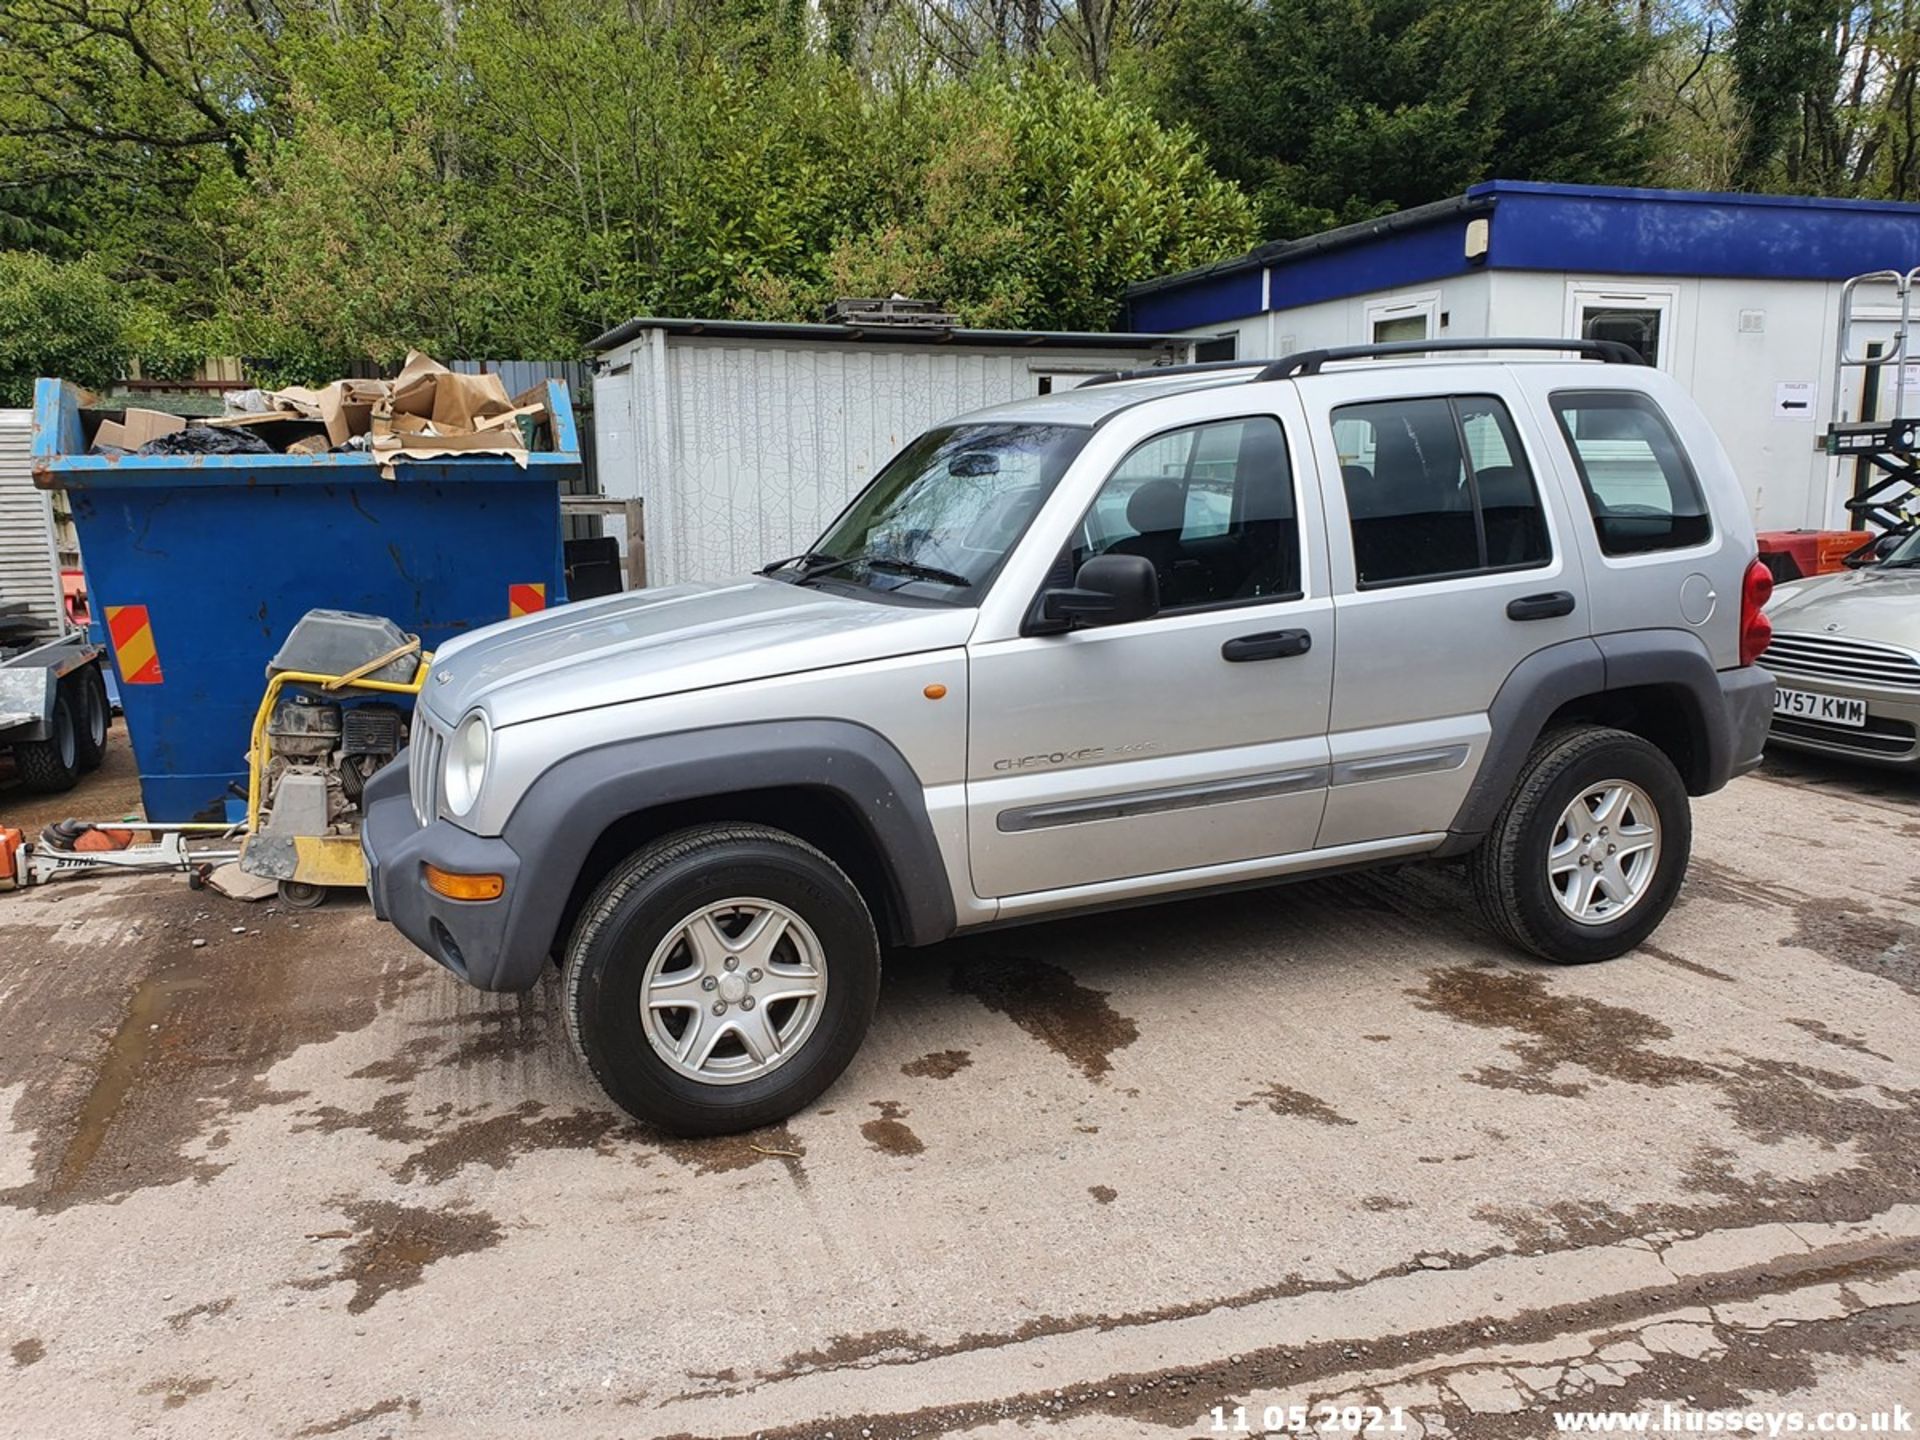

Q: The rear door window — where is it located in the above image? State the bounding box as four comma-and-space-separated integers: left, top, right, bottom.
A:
1331, 395, 1551, 586
1550, 391, 1712, 555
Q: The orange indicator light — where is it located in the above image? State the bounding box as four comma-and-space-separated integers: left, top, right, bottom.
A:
424, 865, 505, 901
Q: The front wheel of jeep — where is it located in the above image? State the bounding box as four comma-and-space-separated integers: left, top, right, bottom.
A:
1469, 726, 1692, 964
562, 823, 881, 1136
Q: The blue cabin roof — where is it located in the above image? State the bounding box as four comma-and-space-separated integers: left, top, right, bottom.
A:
1128, 180, 1920, 333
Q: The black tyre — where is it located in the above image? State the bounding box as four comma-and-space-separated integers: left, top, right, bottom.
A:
563, 823, 881, 1136
1469, 726, 1691, 964
14, 691, 81, 794
66, 664, 110, 772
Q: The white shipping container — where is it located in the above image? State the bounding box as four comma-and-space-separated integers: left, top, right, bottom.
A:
590, 321, 1189, 587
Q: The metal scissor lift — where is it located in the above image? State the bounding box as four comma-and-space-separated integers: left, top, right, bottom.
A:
1827, 268, 1920, 544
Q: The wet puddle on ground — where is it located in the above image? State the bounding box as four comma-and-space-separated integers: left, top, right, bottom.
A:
950, 954, 1138, 1081
0, 887, 423, 1212
50, 966, 214, 1197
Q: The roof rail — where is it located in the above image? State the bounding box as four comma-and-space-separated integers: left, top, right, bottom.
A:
1251, 337, 1645, 380
1079, 358, 1269, 388
1083, 338, 1644, 391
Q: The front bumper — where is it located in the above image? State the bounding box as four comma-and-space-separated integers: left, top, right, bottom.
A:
361, 755, 546, 991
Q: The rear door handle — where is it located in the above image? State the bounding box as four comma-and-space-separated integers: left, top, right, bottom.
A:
1506, 591, 1576, 622
1222, 629, 1313, 662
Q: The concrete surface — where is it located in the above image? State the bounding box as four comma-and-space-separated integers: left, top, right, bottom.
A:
1, 734, 1917, 1439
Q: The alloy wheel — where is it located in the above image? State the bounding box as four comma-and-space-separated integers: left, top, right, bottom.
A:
638, 898, 828, 1085
1546, 780, 1661, 926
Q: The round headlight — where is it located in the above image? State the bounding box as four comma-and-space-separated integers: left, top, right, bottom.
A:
443, 712, 490, 817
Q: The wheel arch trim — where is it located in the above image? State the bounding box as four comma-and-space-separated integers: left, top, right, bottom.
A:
501, 719, 957, 956
1436, 632, 1762, 856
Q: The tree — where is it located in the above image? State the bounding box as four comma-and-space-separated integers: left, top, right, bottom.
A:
1631, 3, 1746, 193
221, 98, 468, 378
1147, 0, 1658, 237
901, 1, 1181, 82
0, 0, 269, 274
734, 67, 1255, 329
1729, 0, 1920, 199
0, 251, 125, 405
1729, 0, 1846, 187
0, 0, 1250, 371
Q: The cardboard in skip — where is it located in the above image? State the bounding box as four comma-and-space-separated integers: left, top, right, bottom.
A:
369, 353, 531, 472
269, 380, 389, 448
85, 351, 554, 475
91, 408, 186, 452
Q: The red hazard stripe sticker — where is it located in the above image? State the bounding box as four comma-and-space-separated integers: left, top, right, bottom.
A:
508, 583, 547, 618
105, 604, 163, 684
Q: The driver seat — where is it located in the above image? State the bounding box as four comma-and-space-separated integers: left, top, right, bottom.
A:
1107, 478, 1187, 598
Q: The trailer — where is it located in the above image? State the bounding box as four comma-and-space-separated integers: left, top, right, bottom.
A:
1, 408, 110, 794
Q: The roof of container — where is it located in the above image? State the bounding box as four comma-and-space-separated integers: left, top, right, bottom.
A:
1127, 191, 1490, 301
1126, 180, 1920, 330
586, 315, 1190, 356
1130, 181, 1920, 299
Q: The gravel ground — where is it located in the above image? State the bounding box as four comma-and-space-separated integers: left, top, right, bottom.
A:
1, 734, 1917, 1439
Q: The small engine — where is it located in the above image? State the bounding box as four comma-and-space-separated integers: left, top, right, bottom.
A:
261, 693, 407, 833
257, 610, 420, 839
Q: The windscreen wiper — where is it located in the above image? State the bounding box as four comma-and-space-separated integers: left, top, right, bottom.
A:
863, 557, 972, 588
756, 551, 842, 579
764, 551, 971, 588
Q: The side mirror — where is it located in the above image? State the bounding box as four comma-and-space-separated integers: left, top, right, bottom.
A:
1039, 553, 1160, 629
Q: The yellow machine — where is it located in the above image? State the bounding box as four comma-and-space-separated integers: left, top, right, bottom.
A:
237, 614, 431, 908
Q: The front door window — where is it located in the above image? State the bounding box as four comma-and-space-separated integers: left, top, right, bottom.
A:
1074, 415, 1299, 610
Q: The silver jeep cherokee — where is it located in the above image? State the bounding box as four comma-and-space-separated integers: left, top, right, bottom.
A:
363, 338, 1777, 1135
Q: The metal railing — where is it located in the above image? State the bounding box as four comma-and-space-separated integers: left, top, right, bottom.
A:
1832, 269, 1920, 426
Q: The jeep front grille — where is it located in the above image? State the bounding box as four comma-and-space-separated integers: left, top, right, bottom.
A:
410, 719, 445, 825
1761, 630, 1920, 692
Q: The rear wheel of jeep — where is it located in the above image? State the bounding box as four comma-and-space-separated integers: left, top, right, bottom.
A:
562, 823, 881, 1136
1469, 726, 1691, 964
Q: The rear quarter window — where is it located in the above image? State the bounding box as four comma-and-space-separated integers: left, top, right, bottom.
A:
1550, 391, 1712, 556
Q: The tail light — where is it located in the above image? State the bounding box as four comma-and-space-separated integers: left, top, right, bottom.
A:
1739, 557, 1774, 666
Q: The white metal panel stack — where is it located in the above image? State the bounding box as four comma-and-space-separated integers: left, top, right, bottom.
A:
0, 410, 64, 643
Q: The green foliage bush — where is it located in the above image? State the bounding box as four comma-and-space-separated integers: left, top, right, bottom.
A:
223, 97, 467, 378
0, 252, 127, 406
738, 67, 1255, 331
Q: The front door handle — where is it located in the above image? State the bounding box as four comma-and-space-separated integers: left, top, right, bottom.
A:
1222, 629, 1313, 662
1506, 591, 1576, 622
